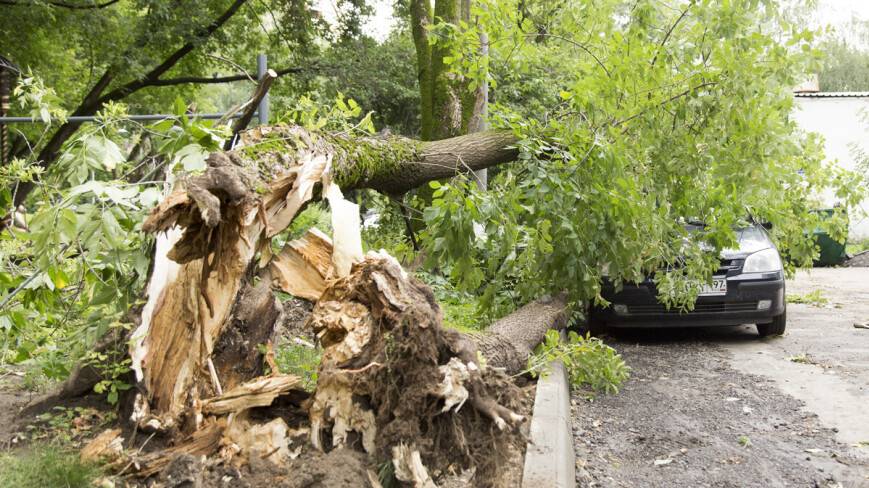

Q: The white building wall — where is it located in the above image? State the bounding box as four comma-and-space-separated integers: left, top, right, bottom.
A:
792, 96, 869, 239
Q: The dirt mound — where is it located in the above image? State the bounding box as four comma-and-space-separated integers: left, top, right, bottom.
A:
141, 448, 371, 488
844, 250, 869, 267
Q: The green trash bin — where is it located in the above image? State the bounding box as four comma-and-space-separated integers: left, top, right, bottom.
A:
812, 208, 848, 266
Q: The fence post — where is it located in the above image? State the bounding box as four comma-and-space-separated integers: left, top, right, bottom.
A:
257, 54, 269, 125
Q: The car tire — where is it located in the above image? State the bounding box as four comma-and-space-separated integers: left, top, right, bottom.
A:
757, 310, 786, 337
586, 308, 608, 335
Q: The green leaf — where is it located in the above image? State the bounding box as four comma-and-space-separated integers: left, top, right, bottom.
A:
83, 136, 125, 171
174, 144, 208, 172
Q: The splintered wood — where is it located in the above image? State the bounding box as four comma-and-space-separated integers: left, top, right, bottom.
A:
131, 125, 348, 430
270, 228, 335, 301
134, 420, 226, 477
200, 374, 300, 415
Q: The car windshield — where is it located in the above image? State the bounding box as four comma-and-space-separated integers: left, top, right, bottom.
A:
681, 221, 771, 256
727, 225, 771, 255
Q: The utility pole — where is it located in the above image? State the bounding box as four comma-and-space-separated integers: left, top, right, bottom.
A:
257, 54, 270, 125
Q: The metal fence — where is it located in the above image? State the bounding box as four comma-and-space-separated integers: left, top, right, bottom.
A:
0, 54, 272, 164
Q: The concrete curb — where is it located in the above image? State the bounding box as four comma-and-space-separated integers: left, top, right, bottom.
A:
521, 359, 575, 488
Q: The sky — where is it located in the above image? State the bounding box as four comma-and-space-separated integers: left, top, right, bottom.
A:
812, 0, 869, 46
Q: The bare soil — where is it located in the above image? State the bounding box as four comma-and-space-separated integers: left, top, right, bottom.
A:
844, 250, 869, 267
574, 268, 869, 487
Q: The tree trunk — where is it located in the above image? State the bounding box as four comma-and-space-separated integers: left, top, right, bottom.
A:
472, 294, 569, 375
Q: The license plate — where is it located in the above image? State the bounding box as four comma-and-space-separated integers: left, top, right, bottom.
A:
699, 276, 727, 296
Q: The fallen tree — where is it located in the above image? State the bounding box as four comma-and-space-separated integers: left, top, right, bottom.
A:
99, 123, 567, 484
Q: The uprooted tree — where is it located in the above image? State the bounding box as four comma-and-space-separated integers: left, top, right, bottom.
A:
99, 124, 567, 483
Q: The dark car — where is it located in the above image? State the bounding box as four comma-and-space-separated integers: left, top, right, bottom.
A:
589, 223, 787, 337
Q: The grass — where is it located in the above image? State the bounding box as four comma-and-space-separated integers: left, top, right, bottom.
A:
846, 237, 869, 256
788, 353, 818, 365
273, 340, 322, 391
787, 289, 828, 307
0, 445, 100, 488
414, 271, 487, 333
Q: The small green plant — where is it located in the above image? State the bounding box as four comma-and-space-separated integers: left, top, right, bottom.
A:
25, 406, 116, 444
272, 341, 322, 391
788, 353, 814, 365
377, 459, 398, 488
526, 330, 630, 394
85, 348, 132, 405
787, 289, 828, 307
0, 445, 100, 488
738, 435, 752, 448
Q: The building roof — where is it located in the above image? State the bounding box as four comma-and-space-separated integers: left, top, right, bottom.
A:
794, 91, 869, 98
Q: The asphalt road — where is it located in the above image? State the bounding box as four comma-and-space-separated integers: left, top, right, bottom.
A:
573, 268, 869, 487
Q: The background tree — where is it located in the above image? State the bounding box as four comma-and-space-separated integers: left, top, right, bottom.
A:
0, 0, 369, 211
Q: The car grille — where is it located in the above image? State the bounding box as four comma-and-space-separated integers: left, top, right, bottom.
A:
717, 258, 743, 275
627, 301, 758, 316
661, 258, 744, 276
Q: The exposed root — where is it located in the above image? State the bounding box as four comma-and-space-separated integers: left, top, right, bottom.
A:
307, 254, 528, 483
392, 443, 437, 488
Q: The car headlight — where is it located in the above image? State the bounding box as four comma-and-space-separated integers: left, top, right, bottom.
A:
742, 248, 782, 273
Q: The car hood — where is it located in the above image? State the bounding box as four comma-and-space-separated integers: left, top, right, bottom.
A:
720, 225, 773, 259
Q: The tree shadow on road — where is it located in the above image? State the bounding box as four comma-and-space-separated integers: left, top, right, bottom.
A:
592, 324, 780, 346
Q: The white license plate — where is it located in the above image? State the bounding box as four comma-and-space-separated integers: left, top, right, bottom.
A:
699, 277, 727, 296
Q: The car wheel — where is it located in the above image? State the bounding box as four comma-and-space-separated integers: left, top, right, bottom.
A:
586, 308, 608, 335
757, 310, 786, 337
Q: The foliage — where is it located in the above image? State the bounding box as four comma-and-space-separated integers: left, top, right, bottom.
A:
0, 0, 337, 118
415, 270, 485, 332
818, 40, 869, 92
283, 203, 333, 242
847, 237, 869, 256
787, 289, 828, 307
0, 92, 228, 398
360, 190, 417, 264
274, 92, 375, 135
0, 446, 100, 488
526, 329, 630, 395
290, 31, 421, 136
23, 406, 117, 445
419, 0, 865, 313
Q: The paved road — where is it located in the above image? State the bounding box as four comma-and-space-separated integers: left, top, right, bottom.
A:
573, 268, 869, 487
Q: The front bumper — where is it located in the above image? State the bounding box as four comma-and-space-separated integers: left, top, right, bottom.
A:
593, 271, 785, 328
